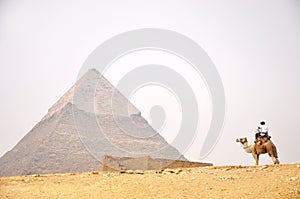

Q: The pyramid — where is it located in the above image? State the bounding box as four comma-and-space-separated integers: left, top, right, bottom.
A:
0, 69, 186, 176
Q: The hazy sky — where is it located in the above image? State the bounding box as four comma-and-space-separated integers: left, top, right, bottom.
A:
0, 0, 299, 165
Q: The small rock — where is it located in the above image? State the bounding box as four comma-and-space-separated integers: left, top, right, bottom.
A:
288, 177, 298, 181
163, 169, 174, 174
221, 188, 226, 191
174, 169, 182, 174
91, 171, 99, 174
103, 173, 111, 177
125, 170, 134, 174
222, 168, 231, 172
297, 165, 300, 169
23, 178, 30, 183
134, 170, 144, 175
191, 177, 196, 180
148, 185, 152, 189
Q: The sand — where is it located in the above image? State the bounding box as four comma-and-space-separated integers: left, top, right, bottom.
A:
1, 164, 299, 199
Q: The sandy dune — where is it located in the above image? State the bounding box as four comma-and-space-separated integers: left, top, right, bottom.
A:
1, 164, 299, 199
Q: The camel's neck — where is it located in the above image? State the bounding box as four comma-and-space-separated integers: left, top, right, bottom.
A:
241, 141, 252, 153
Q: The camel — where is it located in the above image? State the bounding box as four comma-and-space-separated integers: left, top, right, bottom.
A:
236, 137, 279, 165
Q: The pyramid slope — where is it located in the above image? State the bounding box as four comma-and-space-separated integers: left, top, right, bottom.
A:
0, 110, 62, 176
0, 105, 100, 176
0, 69, 186, 176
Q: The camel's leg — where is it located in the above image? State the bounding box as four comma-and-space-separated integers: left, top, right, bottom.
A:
272, 157, 280, 164
271, 156, 276, 164
272, 145, 280, 164
252, 153, 259, 165
266, 142, 280, 164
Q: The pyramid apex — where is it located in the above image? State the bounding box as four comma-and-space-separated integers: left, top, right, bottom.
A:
86, 68, 100, 75
42, 68, 139, 121
77, 68, 101, 79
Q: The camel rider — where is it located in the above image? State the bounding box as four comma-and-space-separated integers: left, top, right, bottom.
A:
255, 121, 269, 140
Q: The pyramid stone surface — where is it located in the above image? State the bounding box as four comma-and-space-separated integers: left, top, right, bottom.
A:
0, 69, 186, 176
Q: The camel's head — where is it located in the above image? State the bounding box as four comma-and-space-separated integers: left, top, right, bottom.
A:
236, 137, 248, 144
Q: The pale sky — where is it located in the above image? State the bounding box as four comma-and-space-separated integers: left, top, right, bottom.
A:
0, 0, 300, 165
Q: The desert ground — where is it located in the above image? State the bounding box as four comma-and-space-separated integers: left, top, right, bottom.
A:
0, 164, 299, 199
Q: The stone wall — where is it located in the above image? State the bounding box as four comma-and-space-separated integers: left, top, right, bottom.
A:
102, 155, 213, 171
